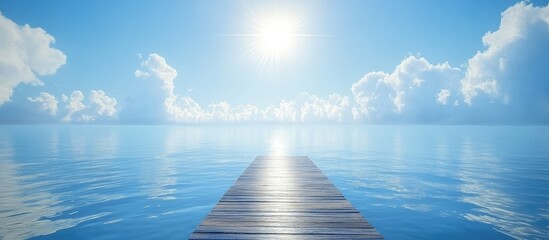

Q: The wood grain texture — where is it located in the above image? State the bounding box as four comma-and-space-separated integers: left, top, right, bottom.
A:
190, 156, 383, 239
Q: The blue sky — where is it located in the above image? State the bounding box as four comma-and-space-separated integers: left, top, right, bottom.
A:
0, 0, 548, 124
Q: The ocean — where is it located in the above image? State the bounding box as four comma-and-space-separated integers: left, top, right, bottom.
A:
0, 125, 547, 239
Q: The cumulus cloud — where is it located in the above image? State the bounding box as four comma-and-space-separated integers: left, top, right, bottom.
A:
133, 48, 546, 124
142, 53, 177, 92
346, 1, 549, 124
62, 91, 87, 122
166, 96, 207, 122
196, 93, 349, 123
89, 90, 117, 117
62, 90, 118, 122
461, 2, 549, 104
297, 93, 350, 122
134, 69, 149, 78
131, 53, 351, 123
27, 92, 58, 115
262, 100, 296, 122
351, 56, 462, 123
132, 53, 180, 122
26, 90, 117, 122
0, 12, 66, 106
436, 89, 451, 105
459, 2, 549, 122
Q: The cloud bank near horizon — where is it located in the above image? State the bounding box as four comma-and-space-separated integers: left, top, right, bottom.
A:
25, 90, 118, 123
124, 0, 549, 124
2, 2, 549, 124
127, 53, 351, 123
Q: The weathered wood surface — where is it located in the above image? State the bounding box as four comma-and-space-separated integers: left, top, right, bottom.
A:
190, 156, 383, 239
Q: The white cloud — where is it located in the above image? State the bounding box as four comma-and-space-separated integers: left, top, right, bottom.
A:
134, 69, 149, 78
263, 100, 296, 122
207, 101, 263, 122
350, 71, 389, 120
0, 12, 66, 106
167, 93, 351, 123
166, 96, 208, 122
461, 2, 549, 105
132, 54, 352, 123
27, 92, 58, 115
232, 104, 262, 121
298, 93, 350, 122
347, 1, 549, 124
142, 53, 177, 92
351, 56, 462, 122
62, 91, 86, 122
61, 90, 117, 122
89, 90, 117, 116
436, 89, 451, 105
134, 53, 181, 122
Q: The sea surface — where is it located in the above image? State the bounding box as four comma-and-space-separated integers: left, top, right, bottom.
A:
0, 125, 548, 240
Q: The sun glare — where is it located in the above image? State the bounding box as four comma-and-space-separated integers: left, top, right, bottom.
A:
258, 17, 295, 57
229, 7, 318, 70
244, 11, 306, 69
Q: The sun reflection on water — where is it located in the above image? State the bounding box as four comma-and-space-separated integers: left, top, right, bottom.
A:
268, 131, 288, 156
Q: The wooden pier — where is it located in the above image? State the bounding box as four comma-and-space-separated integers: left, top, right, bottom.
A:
190, 156, 383, 239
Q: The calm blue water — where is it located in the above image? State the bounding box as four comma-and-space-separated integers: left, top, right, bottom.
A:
0, 125, 548, 239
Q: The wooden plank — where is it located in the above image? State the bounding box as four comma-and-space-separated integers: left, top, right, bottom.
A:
190, 156, 383, 240
190, 233, 383, 240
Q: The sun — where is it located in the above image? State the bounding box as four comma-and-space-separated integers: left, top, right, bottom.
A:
230, 8, 317, 69
245, 12, 304, 68
257, 16, 295, 57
